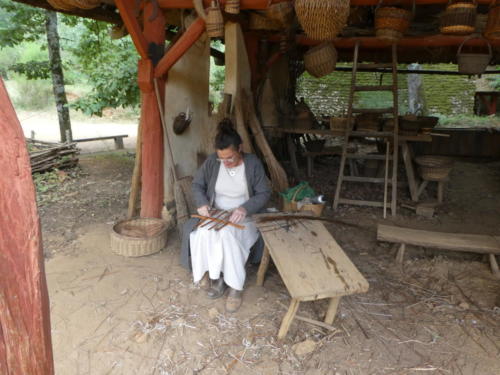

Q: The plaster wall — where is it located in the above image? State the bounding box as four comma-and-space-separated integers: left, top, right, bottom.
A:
163, 30, 211, 204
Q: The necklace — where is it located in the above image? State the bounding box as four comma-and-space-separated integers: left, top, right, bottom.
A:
226, 167, 237, 177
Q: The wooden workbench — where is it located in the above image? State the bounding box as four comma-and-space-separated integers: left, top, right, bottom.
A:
254, 214, 369, 339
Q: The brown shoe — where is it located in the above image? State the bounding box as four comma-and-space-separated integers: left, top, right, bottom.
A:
226, 288, 242, 313
207, 278, 227, 299
199, 272, 210, 291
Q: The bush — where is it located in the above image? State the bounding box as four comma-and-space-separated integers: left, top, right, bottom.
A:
9, 73, 54, 109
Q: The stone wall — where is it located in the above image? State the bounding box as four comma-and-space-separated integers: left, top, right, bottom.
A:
297, 64, 478, 117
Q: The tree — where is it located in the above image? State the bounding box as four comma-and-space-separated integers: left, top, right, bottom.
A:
0, 0, 71, 142
45, 10, 72, 142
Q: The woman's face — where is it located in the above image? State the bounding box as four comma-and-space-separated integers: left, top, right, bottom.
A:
216, 146, 242, 169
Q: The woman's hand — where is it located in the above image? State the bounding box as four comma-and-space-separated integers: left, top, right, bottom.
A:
197, 205, 210, 217
229, 206, 247, 224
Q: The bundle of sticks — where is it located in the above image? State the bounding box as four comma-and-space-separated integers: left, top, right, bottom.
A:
192, 209, 245, 231
27, 138, 79, 174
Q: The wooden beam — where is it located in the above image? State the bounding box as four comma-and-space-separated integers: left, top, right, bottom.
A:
155, 17, 206, 78
291, 34, 500, 49
158, 0, 289, 9
350, 0, 492, 4
115, 0, 149, 59
334, 67, 500, 75
12, 0, 122, 24
0, 78, 54, 374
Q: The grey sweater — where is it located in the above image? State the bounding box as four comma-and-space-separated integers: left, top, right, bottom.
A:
180, 152, 272, 270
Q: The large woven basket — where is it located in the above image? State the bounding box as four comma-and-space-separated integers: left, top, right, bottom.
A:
207, 1, 224, 38
457, 36, 492, 74
295, 0, 350, 41
485, 1, 500, 39
415, 155, 454, 181
111, 218, 168, 257
440, 1, 477, 35
304, 43, 338, 78
375, 7, 412, 41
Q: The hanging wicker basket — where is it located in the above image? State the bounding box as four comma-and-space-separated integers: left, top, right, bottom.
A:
207, 1, 225, 38
415, 155, 454, 181
224, 0, 240, 14
304, 43, 338, 78
295, 0, 350, 41
485, 0, 500, 39
440, 0, 477, 35
476, 13, 488, 33
457, 36, 492, 75
375, 6, 413, 42
249, 12, 282, 31
47, 0, 76, 11
265, 2, 295, 26
111, 218, 168, 257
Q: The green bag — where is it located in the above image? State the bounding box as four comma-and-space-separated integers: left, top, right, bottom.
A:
280, 181, 316, 203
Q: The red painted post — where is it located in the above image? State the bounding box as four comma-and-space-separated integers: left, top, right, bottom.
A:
139, 2, 166, 218
0, 78, 54, 374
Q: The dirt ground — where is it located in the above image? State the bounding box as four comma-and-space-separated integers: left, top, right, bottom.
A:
40, 152, 500, 375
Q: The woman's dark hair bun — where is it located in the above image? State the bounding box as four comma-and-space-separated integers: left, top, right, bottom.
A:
215, 118, 242, 150
217, 118, 235, 133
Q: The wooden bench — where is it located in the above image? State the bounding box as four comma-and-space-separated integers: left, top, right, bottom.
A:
377, 224, 500, 277
255, 215, 369, 339
73, 134, 128, 150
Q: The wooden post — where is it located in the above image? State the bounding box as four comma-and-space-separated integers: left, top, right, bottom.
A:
324, 297, 340, 325
396, 243, 406, 264
278, 298, 300, 339
138, 3, 166, 218
256, 246, 270, 286
0, 78, 54, 374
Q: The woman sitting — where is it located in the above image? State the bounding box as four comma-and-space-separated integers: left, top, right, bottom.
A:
180, 119, 271, 312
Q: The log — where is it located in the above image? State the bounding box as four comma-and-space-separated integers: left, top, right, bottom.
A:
241, 90, 289, 193
0, 78, 54, 373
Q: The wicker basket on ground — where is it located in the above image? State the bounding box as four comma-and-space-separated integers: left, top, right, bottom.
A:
304, 43, 338, 78
415, 155, 454, 181
375, 6, 413, 42
111, 218, 168, 257
295, 0, 350, 41
440, 0, 477, 35
485, 0, 500, 39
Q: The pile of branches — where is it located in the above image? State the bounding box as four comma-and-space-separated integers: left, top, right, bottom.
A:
27, 139, 80, 174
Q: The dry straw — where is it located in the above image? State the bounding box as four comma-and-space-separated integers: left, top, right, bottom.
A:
295, 0, 350, 41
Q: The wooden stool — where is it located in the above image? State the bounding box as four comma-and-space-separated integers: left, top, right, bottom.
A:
416, 178, 448, 203
254, 215, 369, 339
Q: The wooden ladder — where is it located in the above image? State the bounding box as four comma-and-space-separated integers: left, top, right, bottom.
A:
333, 42, 399, 218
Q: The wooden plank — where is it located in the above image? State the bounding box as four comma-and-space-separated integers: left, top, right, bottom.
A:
273, 128, 432, 142
256, 217, 369, 301
343, 176, 387, 183
377, 224, 500, 255
73, 135, 128, 142
401, 141, 419, 202
338, 199, 385, 208
352, 107, 393, 114
0, 78, 54, 374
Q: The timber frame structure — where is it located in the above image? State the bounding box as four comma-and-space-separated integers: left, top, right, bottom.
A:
2, 0, 500, 373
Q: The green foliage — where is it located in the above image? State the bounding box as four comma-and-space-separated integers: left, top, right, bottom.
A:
11, 60, 51, 80
486, 74, 500, 90
63, 18, 140, 116
33, 170, 60, 193
0, 0, 45, 47
436, 114, 500, 128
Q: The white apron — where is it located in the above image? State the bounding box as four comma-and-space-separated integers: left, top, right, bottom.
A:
190, 162, 259, 290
